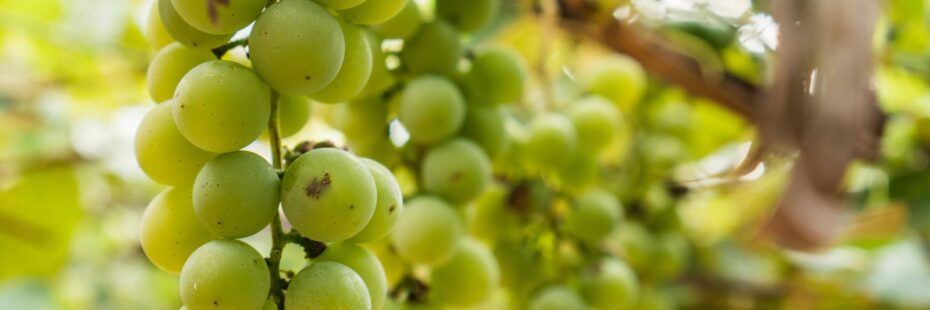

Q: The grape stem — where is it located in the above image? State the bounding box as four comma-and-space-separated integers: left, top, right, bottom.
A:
267, 90, 287, 309
211, 38, 249, 58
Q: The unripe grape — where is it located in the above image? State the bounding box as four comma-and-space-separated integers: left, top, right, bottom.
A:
435, 0, 498, 32
146, 42, 215, 102
135, 102, 217, 186
171, 0, 265, 34
173, 60, 271, 152
140, 187, 215, 274
157, 0, 232, 48
400, 21, 462, 76
528, 286, 587, 310
330, 96, 388, 146
398, 75, 465, 144
420, 138, 491, 204
373, 0, 421, 39
313, 0, 366, 10
390, 196, 463, 266
145, 0, 174, 50
555, 152, 598, 192
581, 258, 639, 309
431, 240, 500, 307
582, 54, 646, 111
277, 94, 312, 138
250, 0, 345, 94
565, 188, 621, 244
525, 113, 577, 168
310, 19, 373, 104
193, 151, 279, 238
285, 262, 371, 310
347, 136, 399, 167
281, 148, 377, 242
464, 46, 527, 106
461, 107, 508, 158
180, 240, 270, 310
316, 243, 388, 310
567, 96, 622, 153
349, 158, 404, 243
338, 0, 407, 25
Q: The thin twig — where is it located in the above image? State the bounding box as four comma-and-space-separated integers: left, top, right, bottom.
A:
266, 90, 287, 309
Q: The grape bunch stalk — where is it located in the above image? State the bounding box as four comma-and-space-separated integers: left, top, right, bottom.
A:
139, 0, 655, 308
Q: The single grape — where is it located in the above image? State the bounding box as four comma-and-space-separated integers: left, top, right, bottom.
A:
493, 241, 548, 301
277, 94, 313, 138
528, 286, 587, 310
145, 0, 174, 50
135, 102, 216, 186
567, 95, 622, 153
316, 243, 388, 310
555, 152, 598, 192
390, 195, 463, 266
435, 0, 498, 32
363, 239, 408, 288
157, 0, 232, 48
180, 240, 270, 310
431, 239, 500, 307
338, 0, 407, 25
461, 107, 508, 158
281, 148, 377, 242
357, 31, 395, 98
372, 0, 421, 39
146, 42, 215, 102
583, 54, 646, 111
398, 75, 465, 144
330, 96, 388, 145
464, 46, 527, 106
250, 0, 345, 94
285, 262, 371, 310
420, 138, 491, 204
565, 188, 621, 244
652, 233, 689, 280
581, 258, 639, 309
193, 151, 279, 238
348, 158, 403, 243
346, 136, 399, 167
310, 19, 373, 103
525, 113, 578, 168
171, 0, 265, 34
313, 0, 366, 10
173, 60, 271, 152
400, 21, 462, 76
467, 182, 516, 242
140, 187, 214, 274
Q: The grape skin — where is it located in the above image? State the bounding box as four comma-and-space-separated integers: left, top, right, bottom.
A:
565, 188, 622, 244
157, 0, 231, 48
390, 195, 464, 266
171, 0, 265, 35
134, 101, 216, 186
277, 94, 313, 138
357, 31, 395, 98
146, 42, 215, 102
420, 138, 491, 204
179, 240, 270, 310
525, 113, 578, 168
435, 0, 499, 32
145, 0, 174, 50
140, 187, 214, 274
373, 0, 422, 39
338, 0, 408, 25
464, 46, 527, 106
398, 75, 465, 144
567, 95, 622, 153
461, 107, 509, 158
330, 96, 388, 145
528, 286, 588, 310
193, 151, 280, 238
313, 0, 366, 10
316, 242, 388, 310
583, 54, 647, 111
348, 158, 404, 243
431, 239, 500, 307
285, 261, 371, 310
310, 19, 373, 104
400, 21, 462, 76
280, 148, 377, 242
581, 258, 639, 309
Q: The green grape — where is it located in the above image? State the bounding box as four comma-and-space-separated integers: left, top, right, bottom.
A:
316, 243, 388, 310
464, 46, 527, 106
612, 223, 653, 270
357, 31, 395, 98
146, 42, 215, 102
525, 113, 577, 168
435, 0, 498, 32
636, 287, 674, 310
171, 0, 264, 34
565, 188, 621, 244
250, 0, 345, 94
348, 158, 403, 243
461, 107, 508, 158
173, 60, 271, 152
278, 94, 313, 138
420, 138, 491, 204
493, 241, 548, 302
398, 75, 465, 144
158, 0, 232, 48
555, 152, 598, 192
652, 233, 689, 280
135, 102, 217, 186
180, 240, 270, 310
330, 96, 387, 145
390, 195, 463, 266
431, 239, 499, 307
262, 298, 276, 310
400, 21, 462, 76
567, 95, 622, 153
145, 0, 174, 50
338, 0, 407, 25
372, 0, 421, 39
364, 239, 408, 288
583, 54, 646, 111
140, 187, 215, 274
581, 258, 638, 309
285, 261, 371, 310
193, 151, 279, 238
528, 286, 587, 310
281, 148, 377, 242
313, 0, 366, 10
346, 136, 398, 167
310, 20, 373, 104
467, 183, 517, 243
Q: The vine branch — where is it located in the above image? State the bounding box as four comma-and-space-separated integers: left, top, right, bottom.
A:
267, 90, 287, 309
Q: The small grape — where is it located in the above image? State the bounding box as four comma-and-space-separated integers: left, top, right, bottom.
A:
316, 243, 388, 310
250, 0, 345, 94
390, 195, 463, 266
528, 286, 587, 310
348, 158, 404, 243
312, 0, 366, 10
373, 0, 421, 39
357, 31, 395, 98
464, 46, 527, 106
173, 60, 271, 152
566, 95, 622, 153
435, 0, 498, 32
157, 0, 232, 48
277, 94, 313, 138
135, 102, 216, 186
555, 152, 598, 192
310, 19, 373, 104
338, 0, 407, 25
398, 75, 465, 144
193, 151, 279, 238
582, 54, 646, 111
467, 182, 515, 242
461, 107, 508, 158
146, 42, 215, 102
330, 96, 388, 145
140, 187, 215, 274
171, 0, 265, 34
431, 239, 500, 307
285, 261, 371, 310
581, 258, 638, 309
346, 136, 399, 167
525, 113, 577, 168
363, 239, 408, 288
420, 138, 491, 204
180, 240, 270, 310
145, 0, 174, 50
281, 148, 377, 242
400, 21, 462, 76
565, 188, 621, 244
